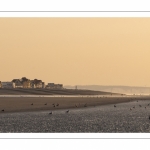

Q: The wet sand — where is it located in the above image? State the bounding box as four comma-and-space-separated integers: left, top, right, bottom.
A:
0, 96, 149, 113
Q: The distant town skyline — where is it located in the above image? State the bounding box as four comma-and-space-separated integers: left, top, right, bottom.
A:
1, 18, 150, 86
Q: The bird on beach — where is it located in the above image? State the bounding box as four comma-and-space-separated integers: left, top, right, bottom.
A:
44, 103, 47, 105
147, 104, 150, 106
145, 107, 146, 109
1, 109, 4, 112
130, 108, 132, 111
66, 110, 69, 113
75, 104, 78, 108
31, 103, 33, 105
49, 112, 53, 115
149, 116, 150, 120
114, 105, 116, 107
133, 106, 135, 109
137, 101, 138, 102
56, 104, 59, 106
139, 105, 142, 107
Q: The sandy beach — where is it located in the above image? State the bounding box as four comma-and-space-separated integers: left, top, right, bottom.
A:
0, 95, 149, 113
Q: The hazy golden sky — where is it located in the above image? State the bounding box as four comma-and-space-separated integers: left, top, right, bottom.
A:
1, 18, 150, 86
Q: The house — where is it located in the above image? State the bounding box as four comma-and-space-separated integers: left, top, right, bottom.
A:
1, 82, 15, 88
47, 83, 55, 88
42, 82, 45, 88
21, 77, 31, 88
46, 83, 63, 89
12, 79, 23, 88
30, 79, 43, 88
56, 84, 63, 89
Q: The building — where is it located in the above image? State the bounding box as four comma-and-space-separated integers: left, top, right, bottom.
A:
47, 83, 55, 88
46, 83, 63, 89
21, 77, 31, 88
30, 79, 43, 88
1, 77, 57, 89
56, 84, 63, 89
12, 79, 23, 88
1, 82, 15, 88
42, 82, 45, 88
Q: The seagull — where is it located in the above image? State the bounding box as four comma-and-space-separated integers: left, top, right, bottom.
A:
114, 105, 116, 107
44, 103, 47, 105
147, 104, 150, 106
1, 109, 4, 112
133, 106, 135, 109
31, 103, 33, 105
75, 104, 78, 107
130, 108, 132, 111
66, 110, 69, 113
49, 112, 52, 115
149, 116, 150, 120
56, 104, 59, 106
145, 107, 146, 109
139, 105, 142, 107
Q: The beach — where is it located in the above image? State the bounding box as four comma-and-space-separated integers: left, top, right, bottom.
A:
0, 95, 149, 113
0, 98, 150, 133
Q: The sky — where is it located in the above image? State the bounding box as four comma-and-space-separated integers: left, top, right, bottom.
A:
0, 18, 150, 86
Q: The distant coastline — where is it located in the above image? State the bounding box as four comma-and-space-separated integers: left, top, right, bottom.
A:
65, 85, 150, 95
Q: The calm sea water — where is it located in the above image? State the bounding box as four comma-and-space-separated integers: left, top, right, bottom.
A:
0, 100, 150, 133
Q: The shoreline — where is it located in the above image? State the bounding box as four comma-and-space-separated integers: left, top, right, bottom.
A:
0, 96, 150, 114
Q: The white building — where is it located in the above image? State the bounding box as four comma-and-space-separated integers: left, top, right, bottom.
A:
12, 79, 23, 88
1, 82, 15, 88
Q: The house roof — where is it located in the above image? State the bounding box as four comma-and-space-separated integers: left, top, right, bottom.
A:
12, 79, 20, 82
30, 79, 42, 84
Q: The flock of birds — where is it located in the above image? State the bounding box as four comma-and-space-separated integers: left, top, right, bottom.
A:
114, 100, 150, 120
0, 101, 88, 115
30, 102, 87, 115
